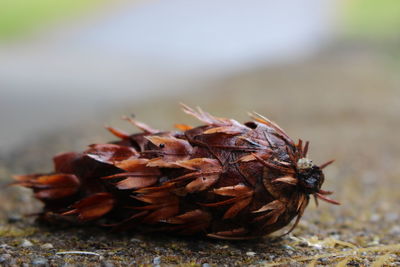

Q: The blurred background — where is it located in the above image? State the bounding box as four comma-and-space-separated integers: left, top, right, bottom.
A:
1, 0, 399, 154
0, 0, 400, 265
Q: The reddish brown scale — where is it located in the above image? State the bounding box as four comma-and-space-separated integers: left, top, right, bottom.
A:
14, 104, 339, 240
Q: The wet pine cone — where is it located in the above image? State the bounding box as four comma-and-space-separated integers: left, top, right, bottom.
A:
15, 105, 339, 240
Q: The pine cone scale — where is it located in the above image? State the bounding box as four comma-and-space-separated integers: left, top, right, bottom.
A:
15, 105, 338, 239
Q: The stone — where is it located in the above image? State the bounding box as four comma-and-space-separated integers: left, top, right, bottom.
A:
31, 257, 48, 266
40, 243, 54, 249
20, 239, 33, 247
153, 256, 161, 265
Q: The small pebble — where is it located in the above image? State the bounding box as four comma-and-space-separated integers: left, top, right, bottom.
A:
268, 255, 276, 260
153, 256, 161, 265
20, 239, 33, 247
390, 225, 400, 235
369, 214, 380, 222
329, 234, 340, 240
0, 254, 11, 264
41, 243, 54, 249
215, 245, 229, 249
101, 262, 114, 267
319, 258, 329, 264
282, 244, 295, 251
7, 214, 22, 223
385, 212, 399, 222
367, 236, 380, 246
246, 251, 256, 256
32, 257, 48, 266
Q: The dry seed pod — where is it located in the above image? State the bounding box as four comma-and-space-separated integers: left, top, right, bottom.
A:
15, 104, 339, 240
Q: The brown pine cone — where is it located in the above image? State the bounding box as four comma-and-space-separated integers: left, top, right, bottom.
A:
15, 104, 339, 240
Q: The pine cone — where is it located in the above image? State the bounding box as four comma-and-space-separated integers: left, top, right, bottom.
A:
15, 104, 339, 240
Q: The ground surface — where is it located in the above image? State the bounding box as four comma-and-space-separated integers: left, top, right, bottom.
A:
1, 47, 400, 266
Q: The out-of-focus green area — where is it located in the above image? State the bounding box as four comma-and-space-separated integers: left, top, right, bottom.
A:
343, 0, 400, 39
1, 0, 400, 40
0, 0, 107, 39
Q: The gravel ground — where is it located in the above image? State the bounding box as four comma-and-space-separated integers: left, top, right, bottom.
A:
1, 46, 400, 266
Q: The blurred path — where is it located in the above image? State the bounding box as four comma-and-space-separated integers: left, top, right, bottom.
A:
0, 0, 335, 154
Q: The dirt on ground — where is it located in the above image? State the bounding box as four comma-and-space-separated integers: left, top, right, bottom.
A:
1, 46, 400, 266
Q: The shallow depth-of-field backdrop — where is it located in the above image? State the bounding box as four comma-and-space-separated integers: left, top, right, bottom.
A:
1, 0, 400, 266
